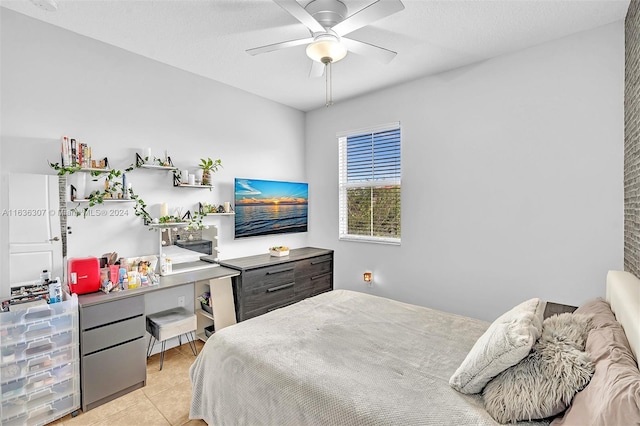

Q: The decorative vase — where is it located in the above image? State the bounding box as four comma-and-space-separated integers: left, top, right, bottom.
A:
194, 169, 203, 185
69, 173, 86, 200
202, 170, 211, 186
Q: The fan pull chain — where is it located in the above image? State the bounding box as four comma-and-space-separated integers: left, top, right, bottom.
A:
325, 60, 333, 107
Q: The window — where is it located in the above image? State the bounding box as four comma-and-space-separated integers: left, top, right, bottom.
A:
338, 122, 401, 244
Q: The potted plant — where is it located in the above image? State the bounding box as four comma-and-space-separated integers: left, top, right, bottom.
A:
199, 158, 222, 186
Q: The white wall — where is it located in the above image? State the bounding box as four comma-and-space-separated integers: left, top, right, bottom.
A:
306, 22, 625, 321
0, 9, 308, 295
0, 10, 626, 321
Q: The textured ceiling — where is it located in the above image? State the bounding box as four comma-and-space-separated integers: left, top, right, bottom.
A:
0, 0, 631, 111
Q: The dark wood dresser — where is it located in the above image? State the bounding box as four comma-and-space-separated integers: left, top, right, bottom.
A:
218, 247, 334, 321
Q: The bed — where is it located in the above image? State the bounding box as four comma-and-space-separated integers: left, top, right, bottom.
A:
189, 270, 640, 425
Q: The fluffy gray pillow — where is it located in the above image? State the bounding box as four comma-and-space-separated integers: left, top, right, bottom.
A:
483, 313, 595, 424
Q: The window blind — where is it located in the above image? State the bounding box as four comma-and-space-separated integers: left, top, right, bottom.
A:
338, 123, 401, 244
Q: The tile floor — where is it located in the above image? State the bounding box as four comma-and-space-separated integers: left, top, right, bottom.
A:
50, 340, 206, 426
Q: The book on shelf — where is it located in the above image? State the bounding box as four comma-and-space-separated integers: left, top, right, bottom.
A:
61, 135, 106, 169
61, 135, 81, 167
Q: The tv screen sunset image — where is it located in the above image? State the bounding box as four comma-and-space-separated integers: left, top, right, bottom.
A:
234, 178, 308, 238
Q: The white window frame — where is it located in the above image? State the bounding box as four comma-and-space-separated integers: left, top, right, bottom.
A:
338, 122, 401, 245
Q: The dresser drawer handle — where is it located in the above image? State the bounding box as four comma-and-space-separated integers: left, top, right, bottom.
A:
266, 268, 294, 275
266, 282, 294, 293
310, 259, 331, 265
310, 273, 330, 281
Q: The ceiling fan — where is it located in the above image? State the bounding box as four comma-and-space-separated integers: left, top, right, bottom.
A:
247, 0, 405, 78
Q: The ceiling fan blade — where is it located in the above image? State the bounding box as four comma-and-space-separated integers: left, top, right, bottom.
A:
332, 0, 405, 36
341, 38, 397, 63
246, 37, 314, 56
274, 0, 325, 34
309, 60, 325, 78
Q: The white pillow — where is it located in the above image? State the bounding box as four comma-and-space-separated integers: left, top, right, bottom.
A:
449, 298, 546, 394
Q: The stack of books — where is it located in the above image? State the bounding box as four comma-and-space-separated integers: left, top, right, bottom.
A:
60, 135, 106, 169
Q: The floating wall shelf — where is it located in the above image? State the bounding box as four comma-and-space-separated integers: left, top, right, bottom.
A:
139, 164, 177, 171
147, 222, 190, 229
174, 184, 214, 189
135, 152, 176, 170
69, 199, 134, 204
79, 167, 111, 173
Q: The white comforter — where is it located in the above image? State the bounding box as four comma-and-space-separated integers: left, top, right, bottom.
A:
189, 290, 549, 426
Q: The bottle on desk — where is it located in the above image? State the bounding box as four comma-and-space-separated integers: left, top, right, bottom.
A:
160, 254, 172, 275
48, 278, 62, 304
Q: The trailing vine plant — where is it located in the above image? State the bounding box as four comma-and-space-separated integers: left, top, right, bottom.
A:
156, 210, 208, 231
123, 162, 153, 223
186, 210, 208, 230
48, 162, 82, 176
50, 160, 152, 222
50, 154, 218, 228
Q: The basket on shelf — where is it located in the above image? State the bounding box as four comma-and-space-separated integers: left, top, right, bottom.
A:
204, 324, 215, 337
198, 291, 212, 314
200, 300, 213, 315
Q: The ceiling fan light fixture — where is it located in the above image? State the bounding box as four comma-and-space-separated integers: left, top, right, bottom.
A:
248, 0, 405, 108
306, 37, 347, 63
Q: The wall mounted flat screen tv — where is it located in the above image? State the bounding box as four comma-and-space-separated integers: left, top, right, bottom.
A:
234, 178, 308, 239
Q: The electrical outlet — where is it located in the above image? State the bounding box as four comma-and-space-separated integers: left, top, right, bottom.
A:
178, 296, 185, 307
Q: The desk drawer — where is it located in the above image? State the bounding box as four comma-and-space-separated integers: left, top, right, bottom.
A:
82, 337, 145, 408
295, 255, 332, 279
80, 295, 144, 331
81, 315, 145, 356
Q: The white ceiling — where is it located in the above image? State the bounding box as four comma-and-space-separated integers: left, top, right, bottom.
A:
0, 0, 631, 111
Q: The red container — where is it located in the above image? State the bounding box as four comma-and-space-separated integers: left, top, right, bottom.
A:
68, 257, 101, 295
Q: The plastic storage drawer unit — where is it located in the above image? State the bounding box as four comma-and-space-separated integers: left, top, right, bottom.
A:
0, 293, 80, 426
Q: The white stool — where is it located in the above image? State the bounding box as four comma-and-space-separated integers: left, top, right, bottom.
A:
146, 307, 198, 370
